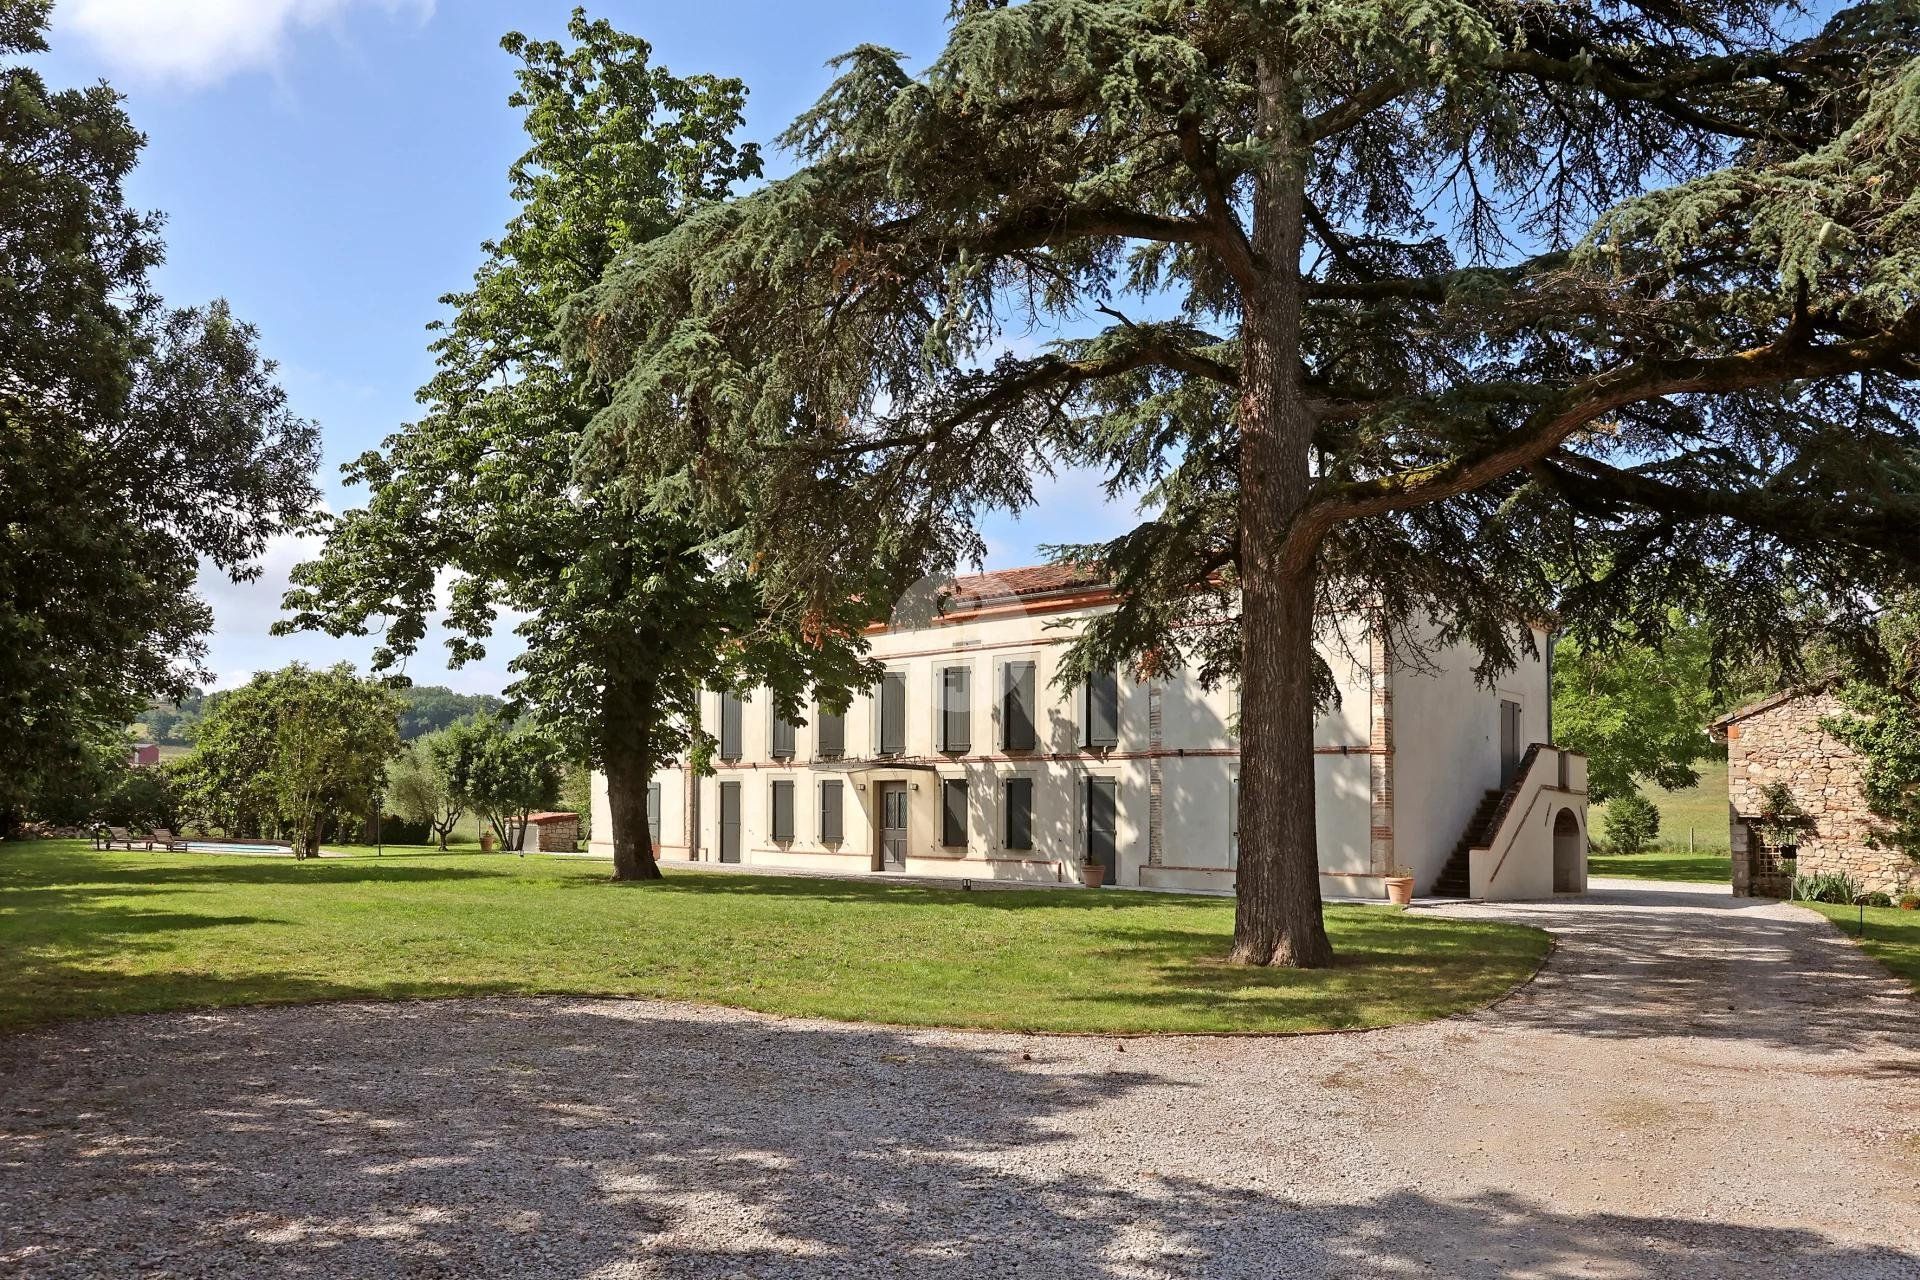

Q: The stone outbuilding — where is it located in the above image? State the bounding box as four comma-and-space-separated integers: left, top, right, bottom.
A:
1711, 691, 1917, 899
518, 812, 581, 854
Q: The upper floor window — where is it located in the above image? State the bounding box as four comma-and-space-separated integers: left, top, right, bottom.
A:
1002, 661, 1037, 752
878, 671, 907, 756
1085, 668, 1120, 749
816, 707, 845, 759
771, 709, 797, 760
939, 665, 971, 753
719, 690, 744, 760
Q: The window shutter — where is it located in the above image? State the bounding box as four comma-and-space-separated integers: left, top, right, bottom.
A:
1005, 777, 1032, 850
941, 778, 967, 847
941, 666, 970, 753
880, 672, 907, 756
771, 779, 795, 842
720, 691, 744, 760
771, 712, 796, 759
646, 781, 662, 848
817, 709, 845, 759
820, 779, 843, 842
1087, 776, 1118, 861
1087, 669, 1120, 748
1003, 662, 1036, 751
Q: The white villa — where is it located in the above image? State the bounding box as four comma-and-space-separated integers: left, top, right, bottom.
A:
591, 565, 1589, 899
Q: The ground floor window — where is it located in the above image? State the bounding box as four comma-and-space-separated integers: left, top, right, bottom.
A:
942, 778, 968, 847
1004, 776, 1033, 850
819, 779, 844, 843
1086, 776, 1117, 871
770, 779, 795, 843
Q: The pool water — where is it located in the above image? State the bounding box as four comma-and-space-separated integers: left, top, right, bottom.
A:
185, 842, 290, 854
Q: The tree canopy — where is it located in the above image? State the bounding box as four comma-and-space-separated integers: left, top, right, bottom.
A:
576, 0, 1920, 963
175, 664, 401, 856
0, 1, 318, 830
431, 714, 561, 850
279, 8, 880, 880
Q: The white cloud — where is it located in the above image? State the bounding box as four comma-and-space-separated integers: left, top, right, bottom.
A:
59, 0, 433, 89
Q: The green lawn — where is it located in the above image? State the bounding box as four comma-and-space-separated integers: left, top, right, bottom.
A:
0, 840, 1548, 1036
1800, 901, 1920, 996
1589, 852, 1734, 883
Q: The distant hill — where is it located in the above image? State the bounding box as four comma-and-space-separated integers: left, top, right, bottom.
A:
396, 686, 506, 739
137, 683, 504, 745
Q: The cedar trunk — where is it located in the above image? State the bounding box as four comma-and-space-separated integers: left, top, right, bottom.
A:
604, 677, 664, 882
1231, 46, 1334, 968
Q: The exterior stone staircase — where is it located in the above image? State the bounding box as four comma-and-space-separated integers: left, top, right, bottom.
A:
1431, 788, 1507, 898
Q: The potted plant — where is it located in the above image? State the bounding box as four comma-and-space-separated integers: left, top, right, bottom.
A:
1383, 865, 1415, 906
480, 829, 496, 853
1081, 857, 1107, 889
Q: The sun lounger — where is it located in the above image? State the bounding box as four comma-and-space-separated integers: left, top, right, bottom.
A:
148, 828, 189, 852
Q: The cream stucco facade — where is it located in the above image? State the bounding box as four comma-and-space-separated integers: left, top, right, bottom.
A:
591, 568, 1583, 898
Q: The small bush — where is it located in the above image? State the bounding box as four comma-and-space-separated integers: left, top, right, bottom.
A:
1792, 872, 1861, 904
1899, 895, 1919, 911
1603, 790, 1662, 853
1861, 891, 1894, 908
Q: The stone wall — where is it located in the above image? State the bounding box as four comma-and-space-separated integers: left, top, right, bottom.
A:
1725, 691, 1918, 898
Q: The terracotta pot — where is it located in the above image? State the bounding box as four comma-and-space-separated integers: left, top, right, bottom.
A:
1383, 875, 1414, 906
480, 831, 496, 853
1081, 862, 1107, 889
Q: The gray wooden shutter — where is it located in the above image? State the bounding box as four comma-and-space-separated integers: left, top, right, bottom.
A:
646, 781, 662, 848
941, 666, 970, 753
1086, 669, 1119, 748
817, 710, 845, 759
771, 779, 795, 841
771, 712, 796, 759
720, 691, 744, 759
880, 672, 906, 755
1087, 776, 1117, 867
1005, 777, 1032, 850
1003, 662, 1036, 751
941, 778, 967, 846
820, 779, 843, 841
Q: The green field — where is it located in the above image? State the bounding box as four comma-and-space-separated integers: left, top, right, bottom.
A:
0, 840, 1548, 1036
1800, 901, 1920, 996
1590, 758, 1731, 854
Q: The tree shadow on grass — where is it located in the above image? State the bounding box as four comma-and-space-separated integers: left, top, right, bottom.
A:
0, 999, 1910, 1278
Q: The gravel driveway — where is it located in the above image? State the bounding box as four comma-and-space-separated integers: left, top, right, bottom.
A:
2, 880, 1916, 1278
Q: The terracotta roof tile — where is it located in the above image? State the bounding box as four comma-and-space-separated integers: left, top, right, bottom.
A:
944, 563, 1104, 604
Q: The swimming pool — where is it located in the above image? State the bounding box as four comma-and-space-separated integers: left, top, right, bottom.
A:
185, 842, 292, 855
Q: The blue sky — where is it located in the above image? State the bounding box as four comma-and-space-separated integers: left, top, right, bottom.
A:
36, 1, 1135, 696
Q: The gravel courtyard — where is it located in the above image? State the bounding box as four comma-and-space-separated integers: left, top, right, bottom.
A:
2, 880, 1916, 1278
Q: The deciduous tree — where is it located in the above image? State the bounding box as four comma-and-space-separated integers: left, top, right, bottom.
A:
0, 2, 318, 832
431, 714, 561, 851
579, 0, 1920, 964
279, 9, 876, 881
177, 665, 400, 857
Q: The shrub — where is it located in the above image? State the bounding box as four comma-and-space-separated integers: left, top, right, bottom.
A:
1603, 790, 1661, 853
1792, 872, 1861, 904
1899, 895, 1919, 911
1861, 891, 1894, 908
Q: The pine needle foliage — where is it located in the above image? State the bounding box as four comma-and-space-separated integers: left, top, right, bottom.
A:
574, 1, 1920, 960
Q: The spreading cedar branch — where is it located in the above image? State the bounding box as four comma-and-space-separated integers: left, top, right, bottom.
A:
570, 0, 1920, 965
